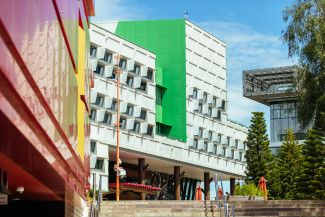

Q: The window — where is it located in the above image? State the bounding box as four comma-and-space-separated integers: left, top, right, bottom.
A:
231, 149, 234, 159
204, 141, 208, 151
126, 76, 133, 87
217, 110, 221, 120
198, 102, 203, 113
95, 159, 104, 170
227, 137, 230, 146
103, 112, 112, 125
140, 109, 147, 120
146, 125, 154, 136
203, 92, 208, 103
109, 70, 116, 79
111, 100, 117, 111
133, 121, 140, 133
90, 109, 96, 121
193, 138, 198, 149
95, 64, 104, 76
208, 107, 212, 117
212, 97, 217, 106
208, 131, 213, 141
134, 64, 141, 75
156, 122, 171, 136
119, 58, 127, 70
90, 141, 96, 153
239, 152, 243, 161
120, 117, 127, 129
198, 128, 203, 138
126, 105, 134, 116
222, 147, 226, 156
235, 139, 239, 149
192, 88, 198, 99
220, 100, 226, 110
214, 144, 218, 154
95, 95, 104, 107
137, 81, 147, 91
156, 86, 165, 106
90, 45, 97, 58
104, 52, 112, 63
218, 134, 222, 143
146, 69, 153, 80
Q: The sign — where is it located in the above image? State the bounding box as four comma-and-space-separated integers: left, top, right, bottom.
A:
0, 194, 8, 205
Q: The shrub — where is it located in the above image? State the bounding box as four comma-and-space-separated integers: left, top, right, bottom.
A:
234, 183, 264, 196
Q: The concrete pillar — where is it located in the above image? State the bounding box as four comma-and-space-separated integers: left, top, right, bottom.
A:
230, 177, 236, 195
174, 166, 181, 200
138, 158, 145, 200
204, 172, 210, 200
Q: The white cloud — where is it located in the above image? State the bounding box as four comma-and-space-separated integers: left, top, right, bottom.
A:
91, 0, 149, 22
227, 86, 270, 127
198, 20, 295, 127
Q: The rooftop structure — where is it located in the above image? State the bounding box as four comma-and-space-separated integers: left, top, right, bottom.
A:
243, 66, 307, 154
243, 66, 299, 105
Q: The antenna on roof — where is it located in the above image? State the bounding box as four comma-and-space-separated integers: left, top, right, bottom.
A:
184, 11, 189, 20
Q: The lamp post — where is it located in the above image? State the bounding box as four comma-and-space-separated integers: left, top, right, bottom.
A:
114, 54, 121, 201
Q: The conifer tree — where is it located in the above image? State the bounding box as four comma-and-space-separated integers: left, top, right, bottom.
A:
296, 129, 325, 199
267, 156, 282, 199
244, 112, 273, 186
277, 129, 302, 199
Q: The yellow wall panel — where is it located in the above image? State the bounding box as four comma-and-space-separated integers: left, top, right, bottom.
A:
77, 26, 86, 161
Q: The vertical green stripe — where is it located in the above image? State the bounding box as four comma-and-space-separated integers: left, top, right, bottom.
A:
115, 19, 187, 142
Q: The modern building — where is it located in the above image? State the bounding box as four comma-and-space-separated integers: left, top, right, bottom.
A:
0, 1, 94, 216
89, 23, 157, 192
243, 66, 307, 154
90, 19, 248, 200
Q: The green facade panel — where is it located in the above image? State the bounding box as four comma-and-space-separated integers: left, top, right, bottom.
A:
115, 19, 187, 142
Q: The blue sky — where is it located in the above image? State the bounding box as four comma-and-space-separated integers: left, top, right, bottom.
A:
92, 0, 296, 129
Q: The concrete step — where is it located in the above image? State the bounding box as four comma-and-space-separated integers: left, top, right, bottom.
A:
235, 207, 325, 212
279, 211, 325, 217
233, 211, 279, 216
231, 200, 325, 205
100, 212, 218, 217
234, 204, 325, 208
99, 201, 221, 217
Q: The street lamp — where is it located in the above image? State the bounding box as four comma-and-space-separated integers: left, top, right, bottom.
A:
114, 54, 121, 201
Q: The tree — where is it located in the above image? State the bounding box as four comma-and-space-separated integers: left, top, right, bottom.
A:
283, 0, 325, 133
244, 112, 273, 186
277, 129, 302, 199
267, 156, 282, 199
296, 129, 325, 199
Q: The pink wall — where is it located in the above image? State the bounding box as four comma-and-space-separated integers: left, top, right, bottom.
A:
0, 0, 93, 201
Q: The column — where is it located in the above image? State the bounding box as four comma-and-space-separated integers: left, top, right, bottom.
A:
230, 177, 236, 195
204, 172, 210, 200
138, 158, 145, 200
174, 166, 181, 200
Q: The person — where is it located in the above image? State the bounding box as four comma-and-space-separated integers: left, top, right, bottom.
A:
218, 186, 223, 199
195, 183, 203, 200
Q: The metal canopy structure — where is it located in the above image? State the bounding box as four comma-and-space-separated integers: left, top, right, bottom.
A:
242, 66, 299, 105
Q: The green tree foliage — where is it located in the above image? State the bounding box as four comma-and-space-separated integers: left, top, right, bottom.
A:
296, 129, 325, 199
244, 112, 273, 186
277, 129, 302, 199
234, 183, 264, 197
267, 157, 282, 199
283, 0, 325, 133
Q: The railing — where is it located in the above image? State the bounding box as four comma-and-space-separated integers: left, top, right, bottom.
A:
89, 173, 108, 217
214, 174, 236, 217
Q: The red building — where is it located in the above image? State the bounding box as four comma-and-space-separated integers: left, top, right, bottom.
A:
0, 0, 94, 216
